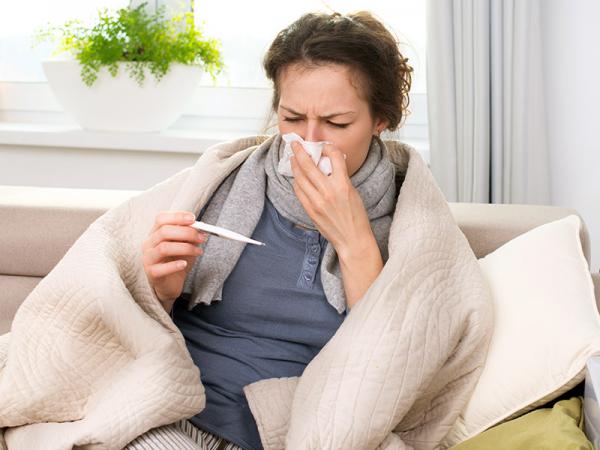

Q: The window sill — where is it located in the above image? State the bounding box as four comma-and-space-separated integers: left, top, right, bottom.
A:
0, 121, 252, 154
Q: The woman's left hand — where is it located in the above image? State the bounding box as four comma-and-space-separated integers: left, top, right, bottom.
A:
290, 140, 374, 258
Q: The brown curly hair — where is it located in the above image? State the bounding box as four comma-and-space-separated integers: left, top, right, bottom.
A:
262, 11, 413, 133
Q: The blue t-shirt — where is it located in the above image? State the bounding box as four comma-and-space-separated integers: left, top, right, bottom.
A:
172, 197, 346, 450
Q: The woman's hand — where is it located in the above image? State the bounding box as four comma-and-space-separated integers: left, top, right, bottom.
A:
289, 140, 372, 258
290, 141, 384, 309
142, 211, 208, 312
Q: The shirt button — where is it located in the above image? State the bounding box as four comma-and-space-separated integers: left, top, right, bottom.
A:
308, 256, 318, 265
303, 273, 312, 280
310, 244, 320, 254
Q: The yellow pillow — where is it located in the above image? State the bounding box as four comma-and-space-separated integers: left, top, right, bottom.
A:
452, 396, 593, 449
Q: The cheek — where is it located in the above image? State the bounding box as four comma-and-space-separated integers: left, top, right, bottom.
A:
277, 117, 290, 133
335, 130, 364, 155
338, 129, 373, 174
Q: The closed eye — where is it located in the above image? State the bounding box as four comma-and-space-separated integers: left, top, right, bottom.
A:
282, 117, 350, 128
329, 122, 350, 128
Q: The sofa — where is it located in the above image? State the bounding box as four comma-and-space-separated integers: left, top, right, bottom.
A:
1, 184, 600, 447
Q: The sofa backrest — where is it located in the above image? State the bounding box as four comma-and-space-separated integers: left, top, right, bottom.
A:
1, 185, 599, 335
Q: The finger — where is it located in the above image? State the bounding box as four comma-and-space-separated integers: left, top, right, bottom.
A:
149, 210, 197, 235
320, 145, 349, 181
147, 259, 191, 280
290, 150, 323, 206
292, 176, 317, 218
144, 223, 208, 251
291, 141, 330, 193
144, 241, 204, 266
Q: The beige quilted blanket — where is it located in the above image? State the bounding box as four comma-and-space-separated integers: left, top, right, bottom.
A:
0, 135, 493, 450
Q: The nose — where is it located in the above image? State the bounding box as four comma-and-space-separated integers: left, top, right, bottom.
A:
303, 121, 326, 142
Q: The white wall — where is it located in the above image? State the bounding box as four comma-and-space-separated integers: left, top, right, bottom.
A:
541, 0, 600, 272
0, 144, 198, 190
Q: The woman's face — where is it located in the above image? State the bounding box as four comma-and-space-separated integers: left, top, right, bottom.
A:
277, 63, 388, 177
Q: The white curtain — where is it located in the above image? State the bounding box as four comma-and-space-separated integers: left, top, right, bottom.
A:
426, 0, 550, 204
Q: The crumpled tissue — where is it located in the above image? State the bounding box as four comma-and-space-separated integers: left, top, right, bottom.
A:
277, 132, 333, 177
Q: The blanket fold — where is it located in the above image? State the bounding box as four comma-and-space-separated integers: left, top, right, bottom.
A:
0, 134, 493, 450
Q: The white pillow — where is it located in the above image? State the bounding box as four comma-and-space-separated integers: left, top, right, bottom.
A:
443, 214, 600, 446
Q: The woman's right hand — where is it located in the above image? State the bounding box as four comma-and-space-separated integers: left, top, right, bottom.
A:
142, 211, 208, 311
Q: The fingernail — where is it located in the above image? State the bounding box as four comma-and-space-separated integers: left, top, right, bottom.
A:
185, 213, 195, 221
343, 154, 347, 160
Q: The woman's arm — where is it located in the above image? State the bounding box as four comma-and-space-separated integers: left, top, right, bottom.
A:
337, 232, 384, 310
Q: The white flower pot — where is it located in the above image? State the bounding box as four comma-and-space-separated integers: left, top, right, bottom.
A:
42, 60, 203, 132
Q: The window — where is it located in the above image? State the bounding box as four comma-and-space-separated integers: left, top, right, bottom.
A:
193, 0, 426, 93
1, 0, 425, 92
0, 0, 129, 81
0, 0, 427, 158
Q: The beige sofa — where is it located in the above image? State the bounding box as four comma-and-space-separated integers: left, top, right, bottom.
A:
1, 184, 600, 444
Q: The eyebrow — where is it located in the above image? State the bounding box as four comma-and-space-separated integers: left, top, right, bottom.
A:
279, 105, 356, 119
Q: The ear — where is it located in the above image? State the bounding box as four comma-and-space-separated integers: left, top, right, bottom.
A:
373, 117, 389, 136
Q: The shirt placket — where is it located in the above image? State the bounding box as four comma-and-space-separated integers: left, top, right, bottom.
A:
297, 230, 322, 289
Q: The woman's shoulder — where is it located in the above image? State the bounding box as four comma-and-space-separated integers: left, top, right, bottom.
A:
381, 139, 413, 170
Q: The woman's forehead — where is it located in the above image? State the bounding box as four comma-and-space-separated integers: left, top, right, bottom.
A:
278, 63, 368, 107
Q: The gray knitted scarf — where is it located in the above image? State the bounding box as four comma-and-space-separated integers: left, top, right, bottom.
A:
181, 133, 397, 314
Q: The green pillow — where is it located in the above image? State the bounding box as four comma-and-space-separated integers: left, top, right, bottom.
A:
452, 396, 593, 449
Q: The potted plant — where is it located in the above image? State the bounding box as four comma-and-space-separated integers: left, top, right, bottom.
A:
33, 2, 225, 132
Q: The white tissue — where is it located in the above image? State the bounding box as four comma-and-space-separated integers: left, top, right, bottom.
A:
277, 132, 333, 177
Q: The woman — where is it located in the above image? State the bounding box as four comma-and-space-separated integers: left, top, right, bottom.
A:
133, 10, 411, 450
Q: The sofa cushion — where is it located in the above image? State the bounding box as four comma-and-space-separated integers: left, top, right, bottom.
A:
443, 214, 600, 445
